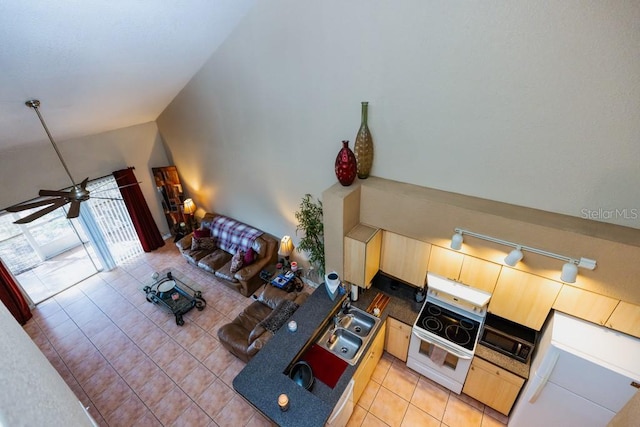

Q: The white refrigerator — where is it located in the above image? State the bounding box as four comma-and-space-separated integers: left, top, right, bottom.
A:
508, 311, 640, 427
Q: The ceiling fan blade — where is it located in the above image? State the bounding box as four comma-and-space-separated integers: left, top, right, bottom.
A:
39, 189, 72, 197
80, 177, 89, 189
13, 199, 69, 224
67, 200, 81, 219
5, 197, 61, 212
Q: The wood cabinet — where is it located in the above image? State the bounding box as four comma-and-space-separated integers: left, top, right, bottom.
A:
489, 268, 562, 331
426, 247, 501, 294
463, 356, 525, 416
384, 317, 411, 362
458, 256, 501, 294
380, 231, 431, 287
553, 285, 619, 326
344, 224, 382, 289
353, 321, 386, 404
427, 246, 463, 280
606, 301, 640, 338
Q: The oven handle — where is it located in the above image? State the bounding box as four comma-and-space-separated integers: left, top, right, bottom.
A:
412, 329, 473, 360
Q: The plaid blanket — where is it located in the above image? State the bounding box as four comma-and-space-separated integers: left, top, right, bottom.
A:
208, 215, 264, 254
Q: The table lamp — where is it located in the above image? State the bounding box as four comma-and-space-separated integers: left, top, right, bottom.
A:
183, 198, 196, 230
278, 235, 294, 267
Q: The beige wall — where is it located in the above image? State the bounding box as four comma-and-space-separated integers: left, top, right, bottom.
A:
157, 0, 640, 253
0, 122, 172, 236
324, 177, 640, 305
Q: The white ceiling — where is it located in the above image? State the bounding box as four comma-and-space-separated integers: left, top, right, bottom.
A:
0, 0, 256, 151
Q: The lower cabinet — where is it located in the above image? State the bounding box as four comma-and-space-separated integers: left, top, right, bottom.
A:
462, 356, 525, 416
384, 317, 411, 362
353, 321, 386, 404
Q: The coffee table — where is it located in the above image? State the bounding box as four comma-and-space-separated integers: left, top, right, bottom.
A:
143, 270, 206, 325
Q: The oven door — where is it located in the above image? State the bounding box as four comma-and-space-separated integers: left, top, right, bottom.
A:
407, 328, 473, 394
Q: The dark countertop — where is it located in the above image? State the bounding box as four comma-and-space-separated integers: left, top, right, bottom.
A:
233, 285, 387, 427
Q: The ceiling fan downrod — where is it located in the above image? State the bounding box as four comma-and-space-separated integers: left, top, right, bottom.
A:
25, 99, 79, 188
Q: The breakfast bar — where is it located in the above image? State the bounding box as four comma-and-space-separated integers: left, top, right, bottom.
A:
233, 285, 387, 427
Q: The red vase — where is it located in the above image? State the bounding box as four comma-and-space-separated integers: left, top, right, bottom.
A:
335, 140, 357, 186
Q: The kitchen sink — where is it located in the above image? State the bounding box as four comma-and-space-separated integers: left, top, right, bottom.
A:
319, 328, 363, 360
339, 307, 378, 337
314, 304, 382, 365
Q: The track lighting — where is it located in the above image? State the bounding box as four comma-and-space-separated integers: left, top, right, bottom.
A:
450, 228, 596, 283
504, 247, 524, 267
450, 231, 463, 250
560, 262, 578, 283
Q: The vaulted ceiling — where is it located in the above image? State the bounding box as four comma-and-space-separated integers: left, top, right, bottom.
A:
0, 1, 255, 151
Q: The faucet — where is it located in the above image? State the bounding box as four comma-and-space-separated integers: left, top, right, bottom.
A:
333, 313, 342, 329
341, 298, 351, 314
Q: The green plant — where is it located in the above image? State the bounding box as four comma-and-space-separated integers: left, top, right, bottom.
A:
295, 194, 325, 276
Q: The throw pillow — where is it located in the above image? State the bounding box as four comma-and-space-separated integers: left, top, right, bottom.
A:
191, 236, 216, 251
193, 228, 211, 238
230, 250, 244, 273
259, 300, 300, 333
243, 247, 256, 266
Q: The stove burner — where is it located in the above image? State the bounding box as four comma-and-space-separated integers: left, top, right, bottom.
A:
421, 316, 443, 332
445, 325, 471, 346
414, 301, 482, 351
459, 319, 474, 330
427, 305, 442, 316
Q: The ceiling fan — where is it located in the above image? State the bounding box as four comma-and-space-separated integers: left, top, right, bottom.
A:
5, 99, 125, 224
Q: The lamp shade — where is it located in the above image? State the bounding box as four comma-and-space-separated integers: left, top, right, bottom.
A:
450, 232, 463, 250
183, 198, 196, 215
504, 248, 524, 266
278, 235, 294, 258
561, 262, 578, 283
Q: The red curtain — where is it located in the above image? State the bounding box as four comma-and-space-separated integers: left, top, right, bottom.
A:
0, 259, 32, 325
113, 167, 165, 252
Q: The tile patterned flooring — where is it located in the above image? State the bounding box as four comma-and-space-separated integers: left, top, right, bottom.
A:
22, 243, 508, 427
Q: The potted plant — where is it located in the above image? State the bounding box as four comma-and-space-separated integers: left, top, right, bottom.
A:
295, 194, 325, 278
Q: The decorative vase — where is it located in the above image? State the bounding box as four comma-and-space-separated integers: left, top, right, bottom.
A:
334, 140, 357, 186
354, 101, 373, 179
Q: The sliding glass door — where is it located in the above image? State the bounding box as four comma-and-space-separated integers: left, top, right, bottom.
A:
0, 175, 143, 304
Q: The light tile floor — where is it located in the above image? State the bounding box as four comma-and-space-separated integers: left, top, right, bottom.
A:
22, 243, 508, 427
17, 244, 101, 304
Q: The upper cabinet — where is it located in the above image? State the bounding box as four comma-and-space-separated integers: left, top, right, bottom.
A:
427, 246, 500, 294
427, 246, 463, 280
489, 268, 562, 330
553, 285, 619, 326
344, 224, 382, 288
458, 256, 501, 294
606, 301, 640, 338
380, 231, 431, 287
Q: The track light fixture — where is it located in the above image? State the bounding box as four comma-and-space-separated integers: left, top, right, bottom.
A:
450, 228, 596, 283
450, 230, 463, 250
504, 247, 524, 267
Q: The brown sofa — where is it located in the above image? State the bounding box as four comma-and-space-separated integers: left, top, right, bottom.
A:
217, 285, 308, 362
175, 212, 278, 297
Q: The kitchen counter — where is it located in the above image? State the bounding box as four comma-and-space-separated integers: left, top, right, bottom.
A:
233, 285, 387, 427
475, 344, 530, 379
